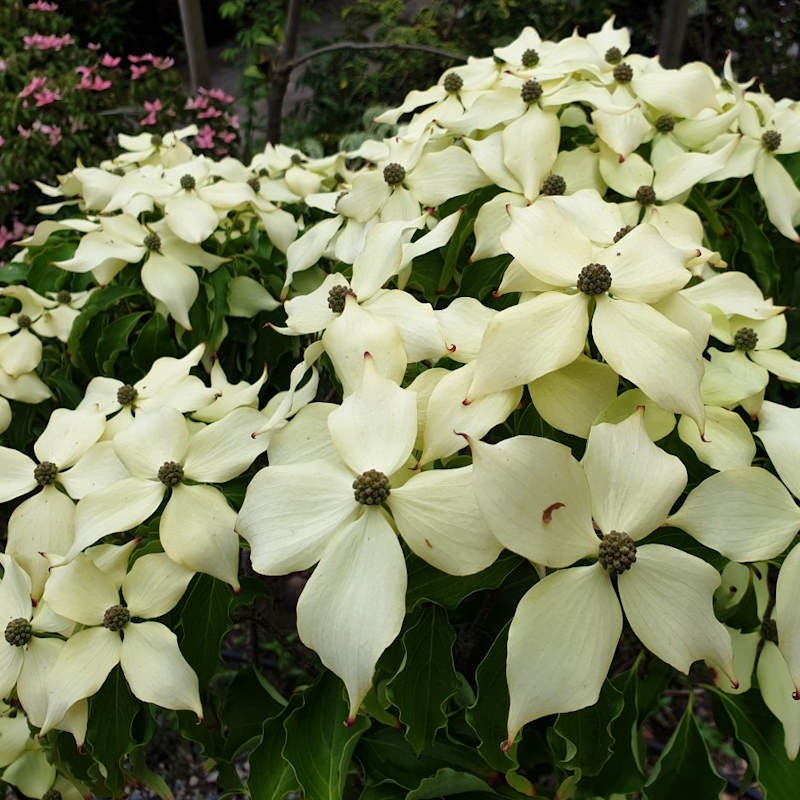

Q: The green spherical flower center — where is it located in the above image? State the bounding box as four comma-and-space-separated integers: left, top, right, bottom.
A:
541, 174, 566, 196
635, 185, 656, 205
327, 285, 356, 314
577, 263, 612, 295
247, 176, 261, 193
521, 48, 540, 68
733, 326, 758, 351
761, 129, 782, 152
4, 617, 32, 647
42, 790, 63, 800
103, 604, 130, 632
613, 62, 633, 83
143, 232, 161, 252
16, 313, 32, 329
443, 72, 463, 93
116, 383, 139, 407
383, 162, 406, 186
598, 530, 637, 575
179, 174, 196, 191
150, 134, 163, 147
353, 469, 391, 505
56, 289, 72, 304
34, 460, 58, 487
158, 460, 184, 487
520, 78, 543, 104
655, 114, 675, 133
613, 225, 633, 243
604, 46, 623, 64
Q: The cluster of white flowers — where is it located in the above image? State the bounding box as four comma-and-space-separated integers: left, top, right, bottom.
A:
2, 16, 800, 792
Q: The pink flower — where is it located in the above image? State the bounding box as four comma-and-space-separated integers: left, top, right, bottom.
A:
195, 124, 215, 149
0, 220, 34, 250
16, 125, 32, 139
34, 87, 61, 106
101, 53, 121, 68
23, 32, 74, 50
87, 42, 101, 50
185, 96, 209, 111
198, 106, 222, 119
131, 64, 148, 80
220, 130, 237, 144
27, 1, 58, 10
152, 56, 175, 70
201, 87, 235, 104
140, 98, 162, 126
18, 76, 47, 98
0, 135, 4, 148
0, 58, 7, 73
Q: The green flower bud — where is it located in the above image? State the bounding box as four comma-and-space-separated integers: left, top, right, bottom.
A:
56, 289, 72, 304
143, 232, 161, 252
34, 461, 58, 487
102, 604, 130, 632
613, 62, 633, 83
150, 134, 163, 147
761, 129, 782, 152
157, 460, 184, 487
598, 530, 637, 575
521, 48, 540, 68
520, 79, 543, 104
383, 162, 406, 186
443, 72, 463, 94
15, 313, 32, 329
655, 114, 675, 133
733, 327, 758, 351
577, 263, 612, 295
116, 384, 138, 407
179, 174, 196, 191
541, 174, 566, 196
613, 225, 633, 243
4, 617, 32, 647
327, 285, 356, 313
604, 46, 623, 64
353, 469, 391, 505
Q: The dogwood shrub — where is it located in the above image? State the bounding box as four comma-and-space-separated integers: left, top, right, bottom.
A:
1, 16, 800, 799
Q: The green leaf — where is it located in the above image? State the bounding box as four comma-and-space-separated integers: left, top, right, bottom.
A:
407, 767, 502, 799
282, 672, 370, 800
359, 783, 407, 800
85, 666, 141, 797
247, 714, 300, 800
405, 553, 523, 610
643, 701, 726, 800
132, 313, 176, 373
83, 284, 145, 312
550, 676, 625, 777
176, 574, 235, 688
710, 687, 800, 798
97, 311, 146, 373
386, 605, 459, 754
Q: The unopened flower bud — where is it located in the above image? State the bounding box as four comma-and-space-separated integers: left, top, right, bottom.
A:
604, 46, 623, 64
541, 174, 566, 196
383, 162, 406, 186
56, 289, 72, 304
521, 48, 540, 68
34, 460, 58, 486
353, 469, 391, 505
158, 460, 184, 487
635, 185, 656, 205
103, 604, 130, 632
655, 114, 675, 133
520, 79, 543, 104
116, 384, 138, 406
4, 617, 32, 647
327, 285, 356, 313
733, 327, 758, 351
577, 263, 612, 295
613, 62, 633, 83
15, 313, 32, 329
598, 530, 637, 575
443, 72, 463, 93
179, 174, 196, 191
150, 134, 163, 146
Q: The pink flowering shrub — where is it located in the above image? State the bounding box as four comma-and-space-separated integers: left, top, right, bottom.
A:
0, 1, 240, 261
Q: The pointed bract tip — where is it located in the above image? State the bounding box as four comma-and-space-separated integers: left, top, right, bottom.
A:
730, 678, 739, 690
263, 321, 273, 329
344, 715, 356, 727
363, 350, 373, 360
491, 289, 502, 298
462, 397, 472, 406
454, 429, 470, 443
196, 714, 204, 725
793, 688, 800, 701
700, 432, 710, 443
500, 737, 513, 753
446, 342, 457, 353
412, 460, 421, 471
618, 154, 625, 164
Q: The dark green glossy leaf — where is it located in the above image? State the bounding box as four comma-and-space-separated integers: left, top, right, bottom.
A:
221, 667, 285, 759
247, 714, 300, 800
643, 701, 725, 800
97, 311, 146, 373
406, 552, 522, 610
407, 767, 502, 799
386, 605, 459, 754
711, 687, 800, 798
132, 313, 176, 373
283, 672, 370, 800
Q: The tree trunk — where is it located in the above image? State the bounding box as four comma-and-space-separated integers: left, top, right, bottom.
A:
178, 0, 211, 92
267, 0, 304, 144
659, 0, 691, 68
